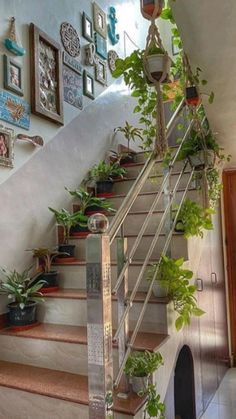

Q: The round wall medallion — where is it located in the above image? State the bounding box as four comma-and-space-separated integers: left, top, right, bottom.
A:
60, 22, 80, 57
108, 50, 119, 72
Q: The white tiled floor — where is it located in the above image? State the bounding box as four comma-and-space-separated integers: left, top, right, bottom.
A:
201, 368, 236, 419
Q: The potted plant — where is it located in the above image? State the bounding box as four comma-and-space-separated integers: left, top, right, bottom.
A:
144, 384, 165, 419
177, 129, 223, 170
147, 255, 205, 330
65, 187, 116, 215
48, 207, 88, 258
89, 160, 126, 196
0, 266, 45, 328
174, 199, 214, 238
144, 44, 171, 84
27, 247, 66, 292
124, 350, 164, 394
115, 121, 143, 164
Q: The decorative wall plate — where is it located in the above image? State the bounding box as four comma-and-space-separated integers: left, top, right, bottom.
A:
108, 50, 119, 72
60, 22, 80, 57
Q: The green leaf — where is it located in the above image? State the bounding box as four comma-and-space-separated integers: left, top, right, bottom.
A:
209, 92, 215, 104
192, 307, 205, 317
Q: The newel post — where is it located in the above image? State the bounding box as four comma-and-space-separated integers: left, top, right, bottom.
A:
86, 214, 114, 419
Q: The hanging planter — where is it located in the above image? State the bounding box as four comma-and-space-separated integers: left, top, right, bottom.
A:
140, 0, 164, 20
185, 86, 201, 106
188, 149, 215, 171
145, 48, 171, 83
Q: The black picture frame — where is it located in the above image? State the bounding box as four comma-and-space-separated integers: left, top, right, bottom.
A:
82, 12, 94, 42
3, 54, 24, 96
83, 70, 95, 99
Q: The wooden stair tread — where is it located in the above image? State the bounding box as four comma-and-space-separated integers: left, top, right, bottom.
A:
109, 187, 197, 199
0, 323, 169, 351
0, 360, 146, 415
42, 288, 170, 304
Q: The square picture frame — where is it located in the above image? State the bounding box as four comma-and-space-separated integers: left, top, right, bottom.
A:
83, 70, 95, 100
63, 65, 83, 109
82, 12, 94, 42
93, 2, 107, 39
29, 23, 64, 125
3, 55, 24, 97
95, 57, 107, 86
0, 124, 14, 168
95, 32, 107, 60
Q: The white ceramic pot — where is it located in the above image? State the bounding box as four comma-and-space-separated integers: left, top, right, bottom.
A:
131, 375, 149, 394
188, 149, 215, 171
152, 280, 169, 297
145, 54, 171, 82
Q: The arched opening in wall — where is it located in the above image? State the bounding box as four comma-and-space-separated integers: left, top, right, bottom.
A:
174, 345, 196, 419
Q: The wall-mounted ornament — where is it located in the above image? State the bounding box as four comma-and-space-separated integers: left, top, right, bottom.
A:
83, 70, 95, 100
84, 43, 96, 66
63, 51, 82, 74
63, 65, 83, 109
60, 22, 80, 58
107, 7, 119, 46
0, 90, 30, 130
30, 23, 64, 125
93, 2, 107, 39
0, 124, 14, 168
108, 50, 119, 73
95, 58, 107, 86
95, 32, 107, 60
16, 133, 44, 147
82, 12, 94, 43
4, 17, 26, 56
3, 54, 24, 97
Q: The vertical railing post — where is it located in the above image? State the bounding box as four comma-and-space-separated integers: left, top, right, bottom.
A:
116, 234, 130, 394
86, 228, 113, 419
163, 166, 172, 257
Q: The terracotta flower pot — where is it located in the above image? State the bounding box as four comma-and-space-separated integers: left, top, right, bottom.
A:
186, 86, 201, 106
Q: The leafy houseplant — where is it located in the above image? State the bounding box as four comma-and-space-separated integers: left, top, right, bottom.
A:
28, 247, 67, 291
89, 160, 126, 196
115, 121, 143, 163
48, 207, 88, 255
124, 350, 164, 394
174, 199, 214, 238
0, 266, 45, 327
144, 384, 165, 419
65, 187, 116, 216
145, 44, 171, 84
147, 256, 205, 331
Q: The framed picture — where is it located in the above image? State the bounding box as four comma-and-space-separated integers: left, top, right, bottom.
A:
3, 55, 24, 96
93, 2, 107, 39
82, 12, 93, 42
63, 52, 82, 74
0, 124, 14, 168
63, 66, 83, 109
0, 89, 30, 130
172, 36, 180, 56
95, 32, 107, 60
29, 23, 64, 125
95, 58, 107, 85
83, 70, 95, 99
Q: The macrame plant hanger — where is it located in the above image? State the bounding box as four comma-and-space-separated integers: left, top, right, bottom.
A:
142, 6, 169, 156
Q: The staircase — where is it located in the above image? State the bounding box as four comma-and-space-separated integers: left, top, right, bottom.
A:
0, 104, 204, 418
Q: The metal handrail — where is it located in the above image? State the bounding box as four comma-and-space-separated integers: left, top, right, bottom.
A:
107, 98, 186, 244
113, 167, 195, 388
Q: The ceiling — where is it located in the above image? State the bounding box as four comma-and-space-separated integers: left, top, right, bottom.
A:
172, 0, 236, 165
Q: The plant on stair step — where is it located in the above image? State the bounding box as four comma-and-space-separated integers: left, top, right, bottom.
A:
65, 187, 116, 216
89, 160, 126, 195
147, 256, 205, 331
114, 121, 143, 163
48, 207, 88, 254
27, 247, 68, 291
174, 199, 214, 238
124, 350, 164, 393
144, 384, 165, 419
0, 266, 45, 327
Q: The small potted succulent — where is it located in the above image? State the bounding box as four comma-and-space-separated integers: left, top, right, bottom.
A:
65, 187, 116, 216
27, 247, 66, 292
0, 266, 45, 328
48, 207, 88, 258
89, 160, 126, 196
144, 44, 171, 84
124, 350, 164, 394
114, 121, 143, 164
